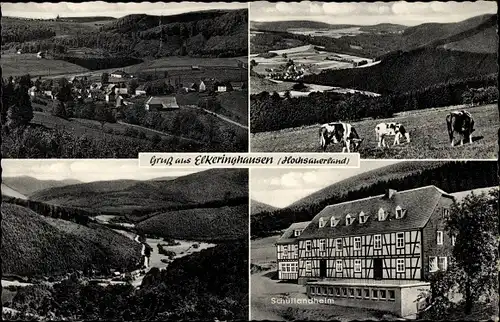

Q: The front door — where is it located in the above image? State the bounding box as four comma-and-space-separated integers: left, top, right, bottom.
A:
373, 258, 383, 280
319, 259, 327, 278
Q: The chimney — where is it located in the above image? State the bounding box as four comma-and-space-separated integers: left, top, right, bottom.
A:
386, 189, 397, 199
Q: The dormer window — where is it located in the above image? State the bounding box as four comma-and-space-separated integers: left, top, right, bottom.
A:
346, 214, 353, 226
395, 206, 404, 219
359, 211, 366, 224
294, 229, 302, 237
330, 216, 338, 227
319, 217, 326, 228
378, 208, 386, 221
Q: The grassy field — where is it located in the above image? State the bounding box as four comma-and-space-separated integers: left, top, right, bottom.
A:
251, 103, 498, 159
0, 177, 81, 197
136, 204, 249, 241
1, 203, 141, 277
251, 235, 279, 265
217, 90, 249, 126
1, 53, 89, 77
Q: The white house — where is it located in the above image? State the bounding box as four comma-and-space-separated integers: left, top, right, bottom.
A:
145, 96, 180, 111
110, 70, 128, 78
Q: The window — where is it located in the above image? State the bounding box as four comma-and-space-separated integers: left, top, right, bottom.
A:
322, 287, 327, 295
305, 260, 312, 272
378, 208, 385, 221
395, 205, 403, 219
354, 237, 361, 250
310, 286, 316, 295
429, 256, 438, 272
364, 289, 370, 298
319, 239, 326, 251
359, 211, 366, 224
330, 216, 337, 227
283, 245, 288, 258
356, 289, 362, 298
281, 263, 297, 273
372, 289, 379, 299
305, 241, 312, 252
374, 235, 382, 249
342, 288, 347, 296
335, 288, 341, 296
438, 257, 448, 271
388, 290, 395, 301
437, 231, 443, 245
294, 229, 302, 237
442, 208, 450, 218
346, 214, 353, 226
380, 290, 387, 300
336, 260, 343, 272
354, 259, 362, 273
396, 259, 405, 273
319, 217, 326, 228
396, 232, 405, 248
349, 288, 355, 297
328, 287, 334, 295
336, 238, 343, 251
451, 235, 456, 246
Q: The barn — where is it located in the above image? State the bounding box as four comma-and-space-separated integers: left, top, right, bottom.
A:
145, 96, 180, 111
276, 186, 457, 317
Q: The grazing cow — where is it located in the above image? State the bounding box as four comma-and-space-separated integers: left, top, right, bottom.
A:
446, 110, 475, 146
375, 122, 411, 148
319, 122, 363, 153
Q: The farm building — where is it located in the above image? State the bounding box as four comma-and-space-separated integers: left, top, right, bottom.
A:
145, 96, 180, 111
110, 70, 128, 78
135, 85, 147, 96
114, 88, 128, 95
190, 80, 207, 92
277, 186, 457, 317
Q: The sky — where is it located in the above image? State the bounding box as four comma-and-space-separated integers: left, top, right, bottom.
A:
1, 159, 202, 182
251, 160, 401, 208
2, 2, 248, 19
250, 1, 497, 26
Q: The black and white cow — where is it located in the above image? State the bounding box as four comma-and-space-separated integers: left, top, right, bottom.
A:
446, 110, 475, 147
375, 122, 411, 147
319, 122, 363, 153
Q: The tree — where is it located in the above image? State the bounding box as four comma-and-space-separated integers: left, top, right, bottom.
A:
51, 100, 67, 118
101, 73, 109, 84
53, 78, 72, 103
7, 84, 33, 127
95, 103, 114, 129
250, 59, 258, 70
445, 190, 498, 314
127, 79, 139, 95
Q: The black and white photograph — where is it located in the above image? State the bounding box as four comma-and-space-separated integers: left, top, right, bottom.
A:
250, 1, 498, 158
1, 160, 249, 320
1, 2, 249, 158
250, 161, 498, 320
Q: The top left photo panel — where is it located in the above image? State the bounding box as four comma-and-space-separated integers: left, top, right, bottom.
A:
1, 2, 249, 158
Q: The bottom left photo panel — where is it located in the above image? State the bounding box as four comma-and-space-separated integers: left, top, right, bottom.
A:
1, 160, 249, 321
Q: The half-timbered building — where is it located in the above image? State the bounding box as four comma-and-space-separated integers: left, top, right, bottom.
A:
276, 221, 310, 280
277, 185, 456, 317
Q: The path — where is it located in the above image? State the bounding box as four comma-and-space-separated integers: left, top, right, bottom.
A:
185, 105, 248, 130
116, 120, 204, 144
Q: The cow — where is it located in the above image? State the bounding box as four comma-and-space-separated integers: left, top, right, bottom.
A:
319, 122, 363, 153
446, 110, 475, 147
375, 122, 411, 148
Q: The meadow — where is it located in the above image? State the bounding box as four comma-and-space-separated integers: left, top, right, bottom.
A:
1, 53, 89, 77
251, 103, 498, 159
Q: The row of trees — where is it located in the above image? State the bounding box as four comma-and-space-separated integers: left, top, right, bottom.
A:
250, 74, 498, 133
251, 161, 498, 237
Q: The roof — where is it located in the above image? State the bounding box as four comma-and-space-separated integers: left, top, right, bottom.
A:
276, 221, 311, 245
146, 96, 179, 109
298, 186, 455, 240
111, 70, 127, 76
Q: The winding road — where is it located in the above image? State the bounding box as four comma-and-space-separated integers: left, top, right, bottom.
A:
185, 105, 248, 130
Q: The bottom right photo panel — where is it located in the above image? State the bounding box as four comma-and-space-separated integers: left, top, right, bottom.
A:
250, 160, 498, 321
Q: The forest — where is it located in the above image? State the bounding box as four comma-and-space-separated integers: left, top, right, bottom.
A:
251, 161, 499, 237
7, 240, 249, 321
250, 74, 498, 133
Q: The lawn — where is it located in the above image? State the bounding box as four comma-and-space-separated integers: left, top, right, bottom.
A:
251, 235, 280, 265
1, 53, 89, 77
251, 103, 499, 159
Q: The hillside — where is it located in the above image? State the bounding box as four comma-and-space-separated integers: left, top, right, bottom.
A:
251, 161, 498, 237
30, 169, 248, 213
136, 204, 248, 241
251, 200, 278, 215
1, 203, 141, 276
251, 20, 352, 32
1, 184, 28, 199
1, 176, 81, 196
303, 47, 497, 94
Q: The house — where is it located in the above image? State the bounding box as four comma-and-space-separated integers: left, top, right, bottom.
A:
43, 90, 54, 99
145, 96, 180, 111
37, 51, 45, 59
191, 65, 200, 70
276, 221, 311, 280
110, 70, 128, 78
230, 82, 245, 91
135, 85, 147, 96
28, 86, 37, 97
16, 49, 22, 54
114, 87, 128, 95
191, 80, 207, 93
214, 81, 233, 93
278, 186, 457, 318
90, 82, 103, 91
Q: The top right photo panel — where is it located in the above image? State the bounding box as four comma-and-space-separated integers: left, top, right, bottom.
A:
250, 1, 498, 159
